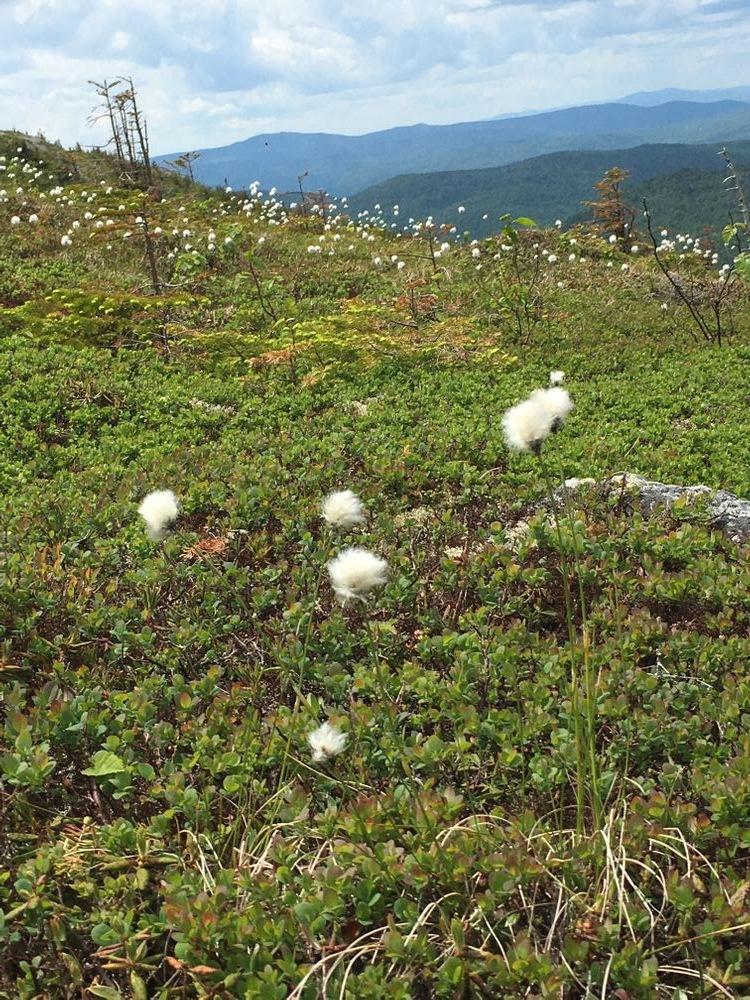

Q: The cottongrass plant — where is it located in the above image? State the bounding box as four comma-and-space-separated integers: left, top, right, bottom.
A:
138, 489, 179, 541
291, 490, 370, 696
327, 545, 394, 708
276, 494, 365, 806
281, 493, 380, 790
503, 380, 601, 835
502, 386, 573, 453
327, 546, 389, 604
322, 532, 433, 828
307, 721, 347, 763
322, 489, 366, 530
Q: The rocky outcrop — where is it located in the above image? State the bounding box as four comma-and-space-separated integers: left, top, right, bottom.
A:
551, 472, 750, 543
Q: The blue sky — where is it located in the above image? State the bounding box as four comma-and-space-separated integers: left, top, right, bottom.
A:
1, 0, 749, 154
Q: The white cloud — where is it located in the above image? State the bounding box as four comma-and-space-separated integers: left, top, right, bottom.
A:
0, 0, 748, 152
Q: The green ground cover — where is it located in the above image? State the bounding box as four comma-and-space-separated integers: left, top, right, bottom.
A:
2, 135, 750, 997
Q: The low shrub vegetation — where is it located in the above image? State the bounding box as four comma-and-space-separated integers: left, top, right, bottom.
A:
2, 135, 750, 997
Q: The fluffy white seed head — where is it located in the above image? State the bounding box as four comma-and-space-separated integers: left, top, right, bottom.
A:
322, 489, 366, 530
502, 396, 553, 452
138, 489, 179, 541
549, 370, 565, 386
308, 722, 347, 763
502, 388, 574, 453
328, 547, 388, 603
540, 386, 574, 426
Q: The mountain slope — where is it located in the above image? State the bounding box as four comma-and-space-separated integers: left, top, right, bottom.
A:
620, 85, 750, 106
157, 100, 750, 197
347, 142, 750, 237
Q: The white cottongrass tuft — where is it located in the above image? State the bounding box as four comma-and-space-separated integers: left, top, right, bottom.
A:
328, 547, 388, 603
549, 370, 565, 386
138, 489, 179, 541
540, 387, 574, 428
308, 721, 347, 763
502, 395, 552, 452
502, 388, 574, 453
322, 489, 366, 530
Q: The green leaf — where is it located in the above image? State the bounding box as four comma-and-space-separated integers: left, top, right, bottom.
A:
82, 750, 126, 777
514, 216, 537, 228
90, 923, 119, 946
222, 774, 242, 794
88, 988, 123, 1000
735, 254, 750, 283
130, 972, 148, 1000
723, 222, 746, 246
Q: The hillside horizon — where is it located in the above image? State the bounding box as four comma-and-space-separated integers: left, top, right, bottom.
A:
154, 96, 750, 196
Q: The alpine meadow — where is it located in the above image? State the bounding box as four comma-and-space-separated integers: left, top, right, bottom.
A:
5, 58, 750, 1000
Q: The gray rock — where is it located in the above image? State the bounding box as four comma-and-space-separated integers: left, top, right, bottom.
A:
551, 472, 750, 544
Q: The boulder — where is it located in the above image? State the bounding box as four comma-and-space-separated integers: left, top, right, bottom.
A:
552, 472, 750, 543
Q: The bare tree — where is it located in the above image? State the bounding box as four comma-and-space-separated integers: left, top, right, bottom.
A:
166, 151, 201, 182
644, 199, 736, 347
88, 77, 152, 186
720, 147, 750, 253
88, 79, 126, 170
297, 171, 309, 217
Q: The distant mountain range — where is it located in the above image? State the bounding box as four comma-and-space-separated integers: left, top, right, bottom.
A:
490, 86, 750, 120
347, 142, 750, 237
158, 98, 750, 197
618, 85, 750, 107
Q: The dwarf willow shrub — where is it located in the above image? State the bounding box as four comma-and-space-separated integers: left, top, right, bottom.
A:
3, 141, 750, 995
2, 288, 203, 346
1, 324, 750, 994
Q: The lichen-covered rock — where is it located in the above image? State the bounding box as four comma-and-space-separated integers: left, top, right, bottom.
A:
552, 472, 750, 543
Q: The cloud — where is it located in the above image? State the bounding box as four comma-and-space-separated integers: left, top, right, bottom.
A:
0, 0, 748, 152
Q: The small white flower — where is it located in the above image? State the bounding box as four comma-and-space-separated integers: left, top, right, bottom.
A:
28, 213, 38, 224
328, 547, 388, 603
322, 490, 366, 530
549, 370, 565, 386
138, 489, 179, 541
308, 722, 347, 763
609, 234, 617, 245
10, 215, 20, 225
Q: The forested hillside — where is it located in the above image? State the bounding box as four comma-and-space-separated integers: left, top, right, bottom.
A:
349, 141, 750, 236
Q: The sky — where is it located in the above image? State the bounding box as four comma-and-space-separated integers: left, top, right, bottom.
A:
1, 0, 749, 154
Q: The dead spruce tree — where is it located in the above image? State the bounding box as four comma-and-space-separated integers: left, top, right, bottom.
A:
166, 150, 201, 183
88, 77, 152, 187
